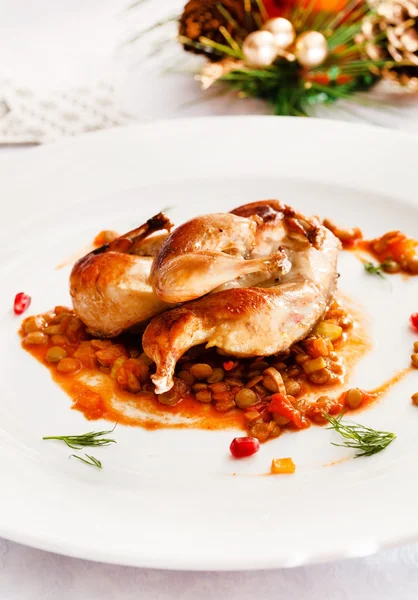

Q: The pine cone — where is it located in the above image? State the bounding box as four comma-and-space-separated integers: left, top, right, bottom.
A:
361, 0, 418, 90
179, 0, 250, 59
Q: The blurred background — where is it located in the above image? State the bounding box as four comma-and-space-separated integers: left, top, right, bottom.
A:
0, 0, 416, 146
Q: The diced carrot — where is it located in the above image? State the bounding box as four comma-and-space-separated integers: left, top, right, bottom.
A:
73, 389, 104, 419
73, 341, 97, 369
95, 344, 129, 367
271, 458, 296, 475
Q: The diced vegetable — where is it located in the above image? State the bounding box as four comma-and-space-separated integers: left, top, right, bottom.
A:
271, 458, 296, 475
302, 356, 327, 374
314, 321, 343, 341
268, 393, 306, 429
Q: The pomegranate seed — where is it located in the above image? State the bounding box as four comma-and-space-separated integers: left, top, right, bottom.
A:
229, 436, 260, 458
223, 360, 238, 371
411, 313, 418, 331
14, 292, 31, 315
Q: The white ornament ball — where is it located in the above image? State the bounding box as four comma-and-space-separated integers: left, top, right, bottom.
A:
242, 30, 277, 68
295, 31, 328, 68
262, 18, 296, 50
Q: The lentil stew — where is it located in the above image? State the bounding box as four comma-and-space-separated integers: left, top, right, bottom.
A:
20, 298, 373, 441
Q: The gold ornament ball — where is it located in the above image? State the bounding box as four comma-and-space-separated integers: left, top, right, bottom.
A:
242, 30, 277, 68
262, 18, 296, 50
295, 31, 328, 68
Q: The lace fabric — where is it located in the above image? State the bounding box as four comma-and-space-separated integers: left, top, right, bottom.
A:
0, 81, 132, 144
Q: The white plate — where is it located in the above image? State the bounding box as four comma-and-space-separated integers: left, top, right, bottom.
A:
1, 117, 418, 570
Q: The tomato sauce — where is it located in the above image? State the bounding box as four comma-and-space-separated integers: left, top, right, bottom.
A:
19, 296, 385, 441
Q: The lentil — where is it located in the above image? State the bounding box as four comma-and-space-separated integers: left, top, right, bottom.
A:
224, 377, 244, 388
308, 368, 330, 384
287, 366, 301, 378
158, 389, 181, 406
209, 382, 229, 393
190, 363, 213, 380
249, 422, 271, 442
20, 297, 360, 441
214, 399, 236, 412
284, 379, 301, 396
295, 353, 310, 365
235, 388, 258, 409
45, 347, 68, 363
192, 383, 208, 392
272, 413, 291, 425
57, 357, 81, 374
178, 370, 196, 386
90, 339, 112, 350
271, 361, 287, 371
44, 325, 63, 336
207, 367, 224, 383
23, 315, 45, 334
196, 390, 212, 403
50, 334, 68, 346
345, 387, 363, 409
249, 360, 269, 372
24, 332, 48, 345
382, 260, 400, 274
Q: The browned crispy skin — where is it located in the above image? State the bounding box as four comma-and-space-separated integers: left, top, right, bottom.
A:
150, 212, 290, 303
70, 212, 173, 337
143, 201, 339, 393
231, 199, 325, 250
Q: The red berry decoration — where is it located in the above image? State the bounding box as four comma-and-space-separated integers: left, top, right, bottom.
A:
410, 313, 418, 332
230, 436, 260, 458
14, 292, 31, 315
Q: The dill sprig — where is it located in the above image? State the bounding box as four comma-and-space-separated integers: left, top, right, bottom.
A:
43, 424, 117, 450
71, 454, 102, 469
323, 412, 396, 457
364, 261, 385, 279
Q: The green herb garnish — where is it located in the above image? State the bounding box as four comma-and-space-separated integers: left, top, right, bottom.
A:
364, 261, 385, 279
71, 454, 102, 469
323, 412, 396, 457
43, 424, 117, 450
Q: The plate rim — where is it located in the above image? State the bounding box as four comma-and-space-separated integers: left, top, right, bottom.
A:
1, 115, 418, 570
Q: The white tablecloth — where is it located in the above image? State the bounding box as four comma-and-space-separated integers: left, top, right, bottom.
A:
1, 1, 418, 598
